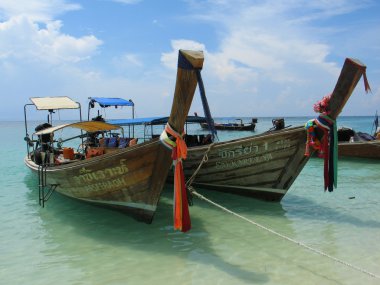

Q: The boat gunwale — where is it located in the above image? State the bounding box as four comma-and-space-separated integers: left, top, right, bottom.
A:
188, 125, 305, 151
24, 137, 162, 172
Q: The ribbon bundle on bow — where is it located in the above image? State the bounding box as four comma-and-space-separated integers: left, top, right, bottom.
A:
305, 94, 338, 192
315, 115, 338, 192
304, 119, 322, 157
160, 123, 191, 232
304, 59, 372, 193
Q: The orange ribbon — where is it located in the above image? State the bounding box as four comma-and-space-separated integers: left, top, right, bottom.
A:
163, 123, 191, 232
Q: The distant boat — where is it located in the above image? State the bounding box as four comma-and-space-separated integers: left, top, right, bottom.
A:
199, 117, 257, 131
337, 115, 380, 159
23, 49, 203, 224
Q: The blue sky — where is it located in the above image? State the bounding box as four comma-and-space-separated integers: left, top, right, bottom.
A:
1, 0, 379, 121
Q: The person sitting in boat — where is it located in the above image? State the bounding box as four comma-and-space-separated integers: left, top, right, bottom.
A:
91, 114, 105, 122
272, 118, 285, 130
35, 123, 52, 151
34, 123, 54, 164
86, 131, 103, 147
85, 115, 106, 147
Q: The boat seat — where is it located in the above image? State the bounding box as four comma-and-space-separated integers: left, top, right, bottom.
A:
108, 137, 118, 147
118, 138, 130, 148
99, 137, 109, 147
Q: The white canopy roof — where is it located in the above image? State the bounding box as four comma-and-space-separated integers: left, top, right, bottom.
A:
30, 97, 80, 110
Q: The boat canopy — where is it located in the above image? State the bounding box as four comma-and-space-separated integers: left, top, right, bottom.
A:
148, 116, 208, 125
30, 97, 80, 110
89, 97, 134, 107
107, 115, 207, 126
107, 117, 160, 126
34, 121, 122, 136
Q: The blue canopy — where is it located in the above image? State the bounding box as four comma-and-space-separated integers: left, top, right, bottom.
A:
89, 97, 134, 107
107, 116, 207, 126
107, 117, 161, 126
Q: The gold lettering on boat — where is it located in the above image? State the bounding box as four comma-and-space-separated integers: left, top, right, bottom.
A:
215, 153, 273, 170
79, 167, 92, 174
72, 159, 129, 186
67, 176, 131, 196
274, 139, 291, 150
82, 177, 128, 192
218, 143, 259, 159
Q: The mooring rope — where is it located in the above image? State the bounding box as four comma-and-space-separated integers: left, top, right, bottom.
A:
188, 188, 380, 279
185, 142, 215, 188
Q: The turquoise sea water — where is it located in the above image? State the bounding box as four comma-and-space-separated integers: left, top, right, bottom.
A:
1, 117, 379, 285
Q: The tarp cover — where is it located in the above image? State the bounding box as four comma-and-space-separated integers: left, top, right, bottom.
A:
34, 121, 122, 135
90, 97, 134, 107
30, 97, 80, 110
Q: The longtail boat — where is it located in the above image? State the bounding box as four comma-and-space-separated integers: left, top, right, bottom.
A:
23, 49, 203, 223
337, 123, 380, 159
338, 139, 380, 159
172, 58, 370, 201
200, 118, 257, 131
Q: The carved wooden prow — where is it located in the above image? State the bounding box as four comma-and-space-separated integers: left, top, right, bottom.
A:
329, 58, 368, 120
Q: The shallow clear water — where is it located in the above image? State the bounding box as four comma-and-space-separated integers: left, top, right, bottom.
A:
1, 117, 379, 285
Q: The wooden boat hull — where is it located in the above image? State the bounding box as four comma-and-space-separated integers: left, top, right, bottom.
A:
338, 141, 380, 159
25, 139, 171, 223
169, 58, 369, 202
24, 50, 205, 223
168, 126, 308, 201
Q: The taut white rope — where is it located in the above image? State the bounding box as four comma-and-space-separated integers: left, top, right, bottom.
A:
189, 188, 379, 279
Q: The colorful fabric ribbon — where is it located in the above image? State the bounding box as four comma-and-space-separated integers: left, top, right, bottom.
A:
316, 115, 337, 192
305, 62, 371, 193
304, 119, 322, 157
160, 123, 191, 232
305, 116, 337, 192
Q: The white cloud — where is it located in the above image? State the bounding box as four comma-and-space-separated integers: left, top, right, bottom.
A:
0, 1, 102, 65
0, 0, 80, 21
167, 0, 379, 116
0, 1, 182, 121
161, 39, 206, 70
0, 0, 378, 120
0, 15, 102, 64
162, 39, 258, 84
214, 2, 340, 78
0, 1, 104, 120
114, 53, 143, 68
